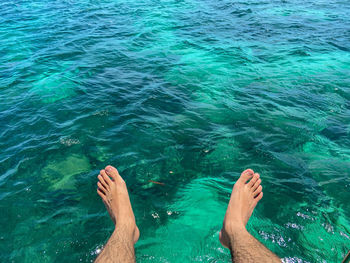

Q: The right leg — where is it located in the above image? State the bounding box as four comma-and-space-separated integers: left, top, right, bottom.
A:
95, 166, 140, 263
219, 169, 281, 263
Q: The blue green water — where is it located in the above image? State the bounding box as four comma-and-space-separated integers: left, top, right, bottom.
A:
1, 0, 349, 262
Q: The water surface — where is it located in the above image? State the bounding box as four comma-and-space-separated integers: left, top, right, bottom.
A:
0, 0, 349, 262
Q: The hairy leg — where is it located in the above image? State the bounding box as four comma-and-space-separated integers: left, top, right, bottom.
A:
96, 227, 136, 263
95, 166, 140, 263
219, 169, 281, 263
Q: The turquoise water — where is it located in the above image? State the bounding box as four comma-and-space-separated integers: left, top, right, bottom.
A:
1, 0, 349, 262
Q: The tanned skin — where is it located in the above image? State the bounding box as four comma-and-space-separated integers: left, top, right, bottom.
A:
95, 166, 139, 263
219, 169, 281, 263
95, 166, 280, 262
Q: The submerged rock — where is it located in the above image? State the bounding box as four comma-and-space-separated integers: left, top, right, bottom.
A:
42, 154, 91, 190
30, 72, 77, 103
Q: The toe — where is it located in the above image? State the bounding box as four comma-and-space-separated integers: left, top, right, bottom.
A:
253, 185, 263, 197
239, 169, 254, 183
254, 192, 263, 203
252, 178, 261, 191
247, 173, 259, 188
98, 174, 108, 189
97, 181, 107, 193
105, 165, 124, 184
97, 188, 107, 202
101, 169, 112, 185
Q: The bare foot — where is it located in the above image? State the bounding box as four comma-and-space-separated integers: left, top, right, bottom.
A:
97, 165, 140, 243
219, 169, 263, 248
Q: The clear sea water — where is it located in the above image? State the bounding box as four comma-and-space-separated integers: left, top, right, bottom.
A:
1, 0, 349, 262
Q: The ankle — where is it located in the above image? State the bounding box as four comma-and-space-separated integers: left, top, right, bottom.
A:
115, 221, 137, 234
223, 221, 246, 237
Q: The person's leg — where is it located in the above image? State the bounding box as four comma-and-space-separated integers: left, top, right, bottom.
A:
219, 169, 281, 263
95, 165, 140, 263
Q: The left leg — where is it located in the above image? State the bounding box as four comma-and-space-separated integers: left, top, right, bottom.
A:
95, 166, 140, 263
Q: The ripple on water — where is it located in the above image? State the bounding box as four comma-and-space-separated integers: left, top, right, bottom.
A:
0, 0, 350, 262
